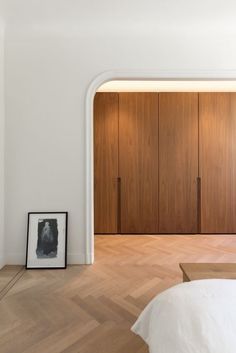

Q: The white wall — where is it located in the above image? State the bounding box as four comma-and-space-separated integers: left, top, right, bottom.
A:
0, 23, 5, 269
3, 1, 236, 264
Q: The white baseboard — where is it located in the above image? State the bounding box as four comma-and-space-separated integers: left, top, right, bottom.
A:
67, 252, 89, 264
5, 252, 92, 265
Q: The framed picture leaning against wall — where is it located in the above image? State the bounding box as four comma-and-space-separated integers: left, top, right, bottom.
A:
26, 212, 68, 269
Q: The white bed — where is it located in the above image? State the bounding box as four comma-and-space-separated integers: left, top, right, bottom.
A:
131, 279, 236, 353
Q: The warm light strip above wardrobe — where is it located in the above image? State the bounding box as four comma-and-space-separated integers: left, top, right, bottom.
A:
98, 80, 236, 92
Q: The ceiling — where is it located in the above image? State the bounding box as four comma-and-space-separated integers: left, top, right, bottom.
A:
98, 80, 236, 92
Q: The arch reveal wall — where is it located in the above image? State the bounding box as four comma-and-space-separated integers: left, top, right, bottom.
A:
0, 22, 5, 269
2, 1, 236, 266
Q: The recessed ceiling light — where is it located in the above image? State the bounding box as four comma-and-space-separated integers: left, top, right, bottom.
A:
98, 80, 236, 92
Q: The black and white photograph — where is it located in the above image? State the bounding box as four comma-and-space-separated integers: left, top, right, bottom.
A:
36, 219, 58, 258
26, 212, 68, 269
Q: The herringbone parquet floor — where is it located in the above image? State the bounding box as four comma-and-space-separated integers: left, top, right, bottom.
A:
1, 235, 236, 353
0, 266, 24, 292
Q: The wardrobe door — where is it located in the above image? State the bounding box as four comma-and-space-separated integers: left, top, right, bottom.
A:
119, 93, 159, 233
199, 93, 236, 233
94, 93, 119, 233
159, 93, 198, 233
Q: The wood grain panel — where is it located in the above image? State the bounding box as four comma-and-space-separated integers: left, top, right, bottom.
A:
119, 93, 159, 233
199, 93, 236, 233
94, 93, 119, 233
159, 93, 198, 233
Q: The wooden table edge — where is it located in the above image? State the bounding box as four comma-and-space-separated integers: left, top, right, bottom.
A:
179, 263, 190, 282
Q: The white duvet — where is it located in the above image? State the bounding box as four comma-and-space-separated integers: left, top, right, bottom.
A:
131, 279, 236, 353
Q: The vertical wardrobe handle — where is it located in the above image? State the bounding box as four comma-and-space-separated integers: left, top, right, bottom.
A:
117, 177, 121, 233
197, 177, 201, 233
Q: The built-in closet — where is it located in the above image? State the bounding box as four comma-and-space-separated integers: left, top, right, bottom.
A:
94, 92, 236, 234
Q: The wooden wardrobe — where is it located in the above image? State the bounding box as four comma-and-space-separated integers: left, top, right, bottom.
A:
199, 93, 236, 233
94, 93, 119, 233
159, 93, 198, 233
119, 93, 159, 233
94, 92, 236, 234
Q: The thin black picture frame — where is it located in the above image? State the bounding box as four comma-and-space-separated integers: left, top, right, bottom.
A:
26, 212, 68, 270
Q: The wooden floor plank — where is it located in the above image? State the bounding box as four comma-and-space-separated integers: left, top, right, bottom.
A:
0, 266, 24, 292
